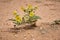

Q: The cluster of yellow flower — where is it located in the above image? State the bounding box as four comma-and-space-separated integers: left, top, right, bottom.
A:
11, 4, 39, 25
21, 4, 37, 17
13, 10, 22, 24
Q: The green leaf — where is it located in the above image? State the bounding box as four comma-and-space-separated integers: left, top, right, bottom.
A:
34, 16, 41, 19
13, 21, 21, 25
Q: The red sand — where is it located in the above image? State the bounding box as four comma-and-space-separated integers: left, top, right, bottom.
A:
0, 0, 60, 40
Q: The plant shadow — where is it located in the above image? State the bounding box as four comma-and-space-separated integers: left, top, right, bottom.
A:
23, 24, 37, 30
9, 23, 37, 34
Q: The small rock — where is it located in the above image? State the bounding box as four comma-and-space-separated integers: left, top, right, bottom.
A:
24, 35, 26, 37
32, 38, 35, 40
14, 34, 18, 37
31, 34, 34, 37
40, 27, 43, 30
24, 37, 27, 40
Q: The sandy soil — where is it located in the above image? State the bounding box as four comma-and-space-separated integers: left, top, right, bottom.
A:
0, 0, 60, 40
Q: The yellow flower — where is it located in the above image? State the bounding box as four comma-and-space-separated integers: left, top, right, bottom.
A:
15, 15, 22, 23
29, 11, 34, 17
13, 10, 17, 16
21, 6, 25, 11
28, 4, 33, 10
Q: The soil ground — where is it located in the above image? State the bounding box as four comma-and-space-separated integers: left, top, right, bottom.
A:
0, 0, 60, 40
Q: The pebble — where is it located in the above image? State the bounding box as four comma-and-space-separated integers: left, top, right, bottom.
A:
14, 34, 18, 37
40, 27, 43, 30
32, 38, 35, 40
24, 37, 27, 40
31, 34, 34, 37
24, 34, 26, 37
